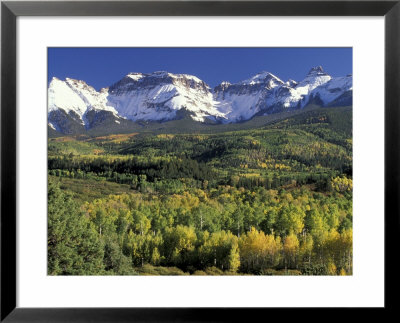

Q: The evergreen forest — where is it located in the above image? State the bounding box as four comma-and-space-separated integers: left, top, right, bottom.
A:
48, 106, 353, 275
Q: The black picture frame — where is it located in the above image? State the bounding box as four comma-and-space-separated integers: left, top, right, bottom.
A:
1, 0, 399, 321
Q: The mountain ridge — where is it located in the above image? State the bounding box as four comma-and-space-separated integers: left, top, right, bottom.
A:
48, 66, 352, 135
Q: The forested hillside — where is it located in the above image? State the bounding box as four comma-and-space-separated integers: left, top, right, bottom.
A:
48, 106, 352, 275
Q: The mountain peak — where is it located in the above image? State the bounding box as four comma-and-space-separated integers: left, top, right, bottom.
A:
126, 72, 144, 81
220, 81, 231, 86
286, 79, 298, 87
152, 71, 170, 77
307, 66, 327, 76
241, 71, 284, 86
49, 67, 352, 134
65, 77, 89, 85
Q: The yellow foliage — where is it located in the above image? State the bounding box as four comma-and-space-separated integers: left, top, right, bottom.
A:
326, 261, 337, 275
239, 227, 281, 259
92, 149, 104, 155
52, 136, 76, 142
331, 176, 353, 193
259, 162, 267, 169
240, 173, 261, 178
89, 133, 138, 143
283, 233, 299, 255
156, 134, 175, 139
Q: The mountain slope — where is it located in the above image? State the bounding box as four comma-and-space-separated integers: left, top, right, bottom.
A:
48, 77, 121, 133
214, 66, 352, 120
48, 66, 352, 135
213, 72, 285, 122
107, 71, 224, 122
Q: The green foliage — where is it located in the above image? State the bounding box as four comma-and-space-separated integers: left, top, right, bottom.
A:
103, 237, 136, 275
48, 182, 104, 275
135, 264, 188, 275
300, 264, 328, 276
48, 107, 353, 275
199, 231, 240, 272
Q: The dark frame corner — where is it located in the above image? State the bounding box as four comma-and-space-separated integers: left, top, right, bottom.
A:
1, 1, 399, 321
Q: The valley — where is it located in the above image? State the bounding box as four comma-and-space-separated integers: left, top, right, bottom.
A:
48, 106, 353, 276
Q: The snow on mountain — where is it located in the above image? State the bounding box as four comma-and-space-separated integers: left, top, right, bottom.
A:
240, 71, 284, 87
48, 66, 352, 133
48, 77, 88, 120
107, 71, 225, 122
286, 79, 298, 87
261, 66, 333, 111
213, 72, 285, 122
48, 77, 119, 131
309, 74, 353, 104
64, 78, 117, 115
293, 66, 332, 96
214, 66, 352, 121
48, 122, 56, 130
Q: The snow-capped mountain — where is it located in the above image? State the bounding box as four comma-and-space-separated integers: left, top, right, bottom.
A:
48, 77, 121, 133
213, 72, 285, 122
214, 66, 352, 122
48, 66, 352, 134
107, 71, 224, 123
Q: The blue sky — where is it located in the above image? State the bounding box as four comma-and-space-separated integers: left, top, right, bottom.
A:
48, 48, 352, 90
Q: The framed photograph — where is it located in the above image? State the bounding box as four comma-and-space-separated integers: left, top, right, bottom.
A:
1, 0, 399, 321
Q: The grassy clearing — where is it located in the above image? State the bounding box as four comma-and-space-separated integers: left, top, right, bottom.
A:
49, 176, 132, 202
